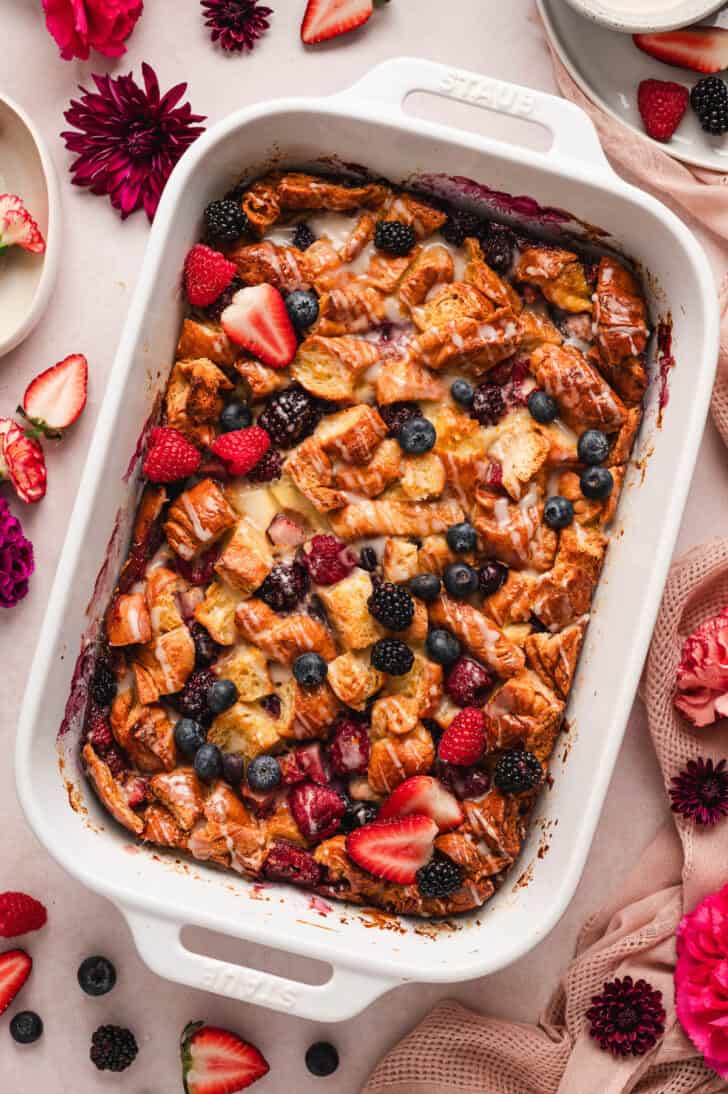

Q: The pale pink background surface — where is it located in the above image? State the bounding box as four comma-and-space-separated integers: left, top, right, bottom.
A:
2, 1, 726, 1090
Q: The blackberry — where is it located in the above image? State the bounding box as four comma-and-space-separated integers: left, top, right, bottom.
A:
691, 76, 728, 134
367, 581, 414, 631
493, 749, 543, 794
478, 560, 508, 597
246, 447, 283, 483
378, 400, 420, 438
293, 223, 316, 251
91, 662, 116, 706
374, 219, 416, 256
416, 853, 464, 898
471, 382, 506, 426
171, 669, 215, 721
204, 275, 244, 322
341, 800, 378, 833
371, 638, 414, 676
258, 385, 319, 447
204, 199, 249, 243
258, 561, 309, 612
189, 621, 219, 666
441, 210, 482, 246
358, 546, 378, 572
90, 1025, 138, 1072
482, 223, 516, 273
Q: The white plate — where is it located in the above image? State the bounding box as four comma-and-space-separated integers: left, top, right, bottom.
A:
539, 0, 728, 170
563, 0, 724, 35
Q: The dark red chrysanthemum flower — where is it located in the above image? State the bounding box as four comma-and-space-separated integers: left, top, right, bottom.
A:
586, 976, 666, 1057
201, 0, 272, 52
669, 757, 728, 826
61, 63, 206, 221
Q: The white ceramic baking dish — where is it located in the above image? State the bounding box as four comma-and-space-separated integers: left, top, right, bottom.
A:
16, 58, 719, 1022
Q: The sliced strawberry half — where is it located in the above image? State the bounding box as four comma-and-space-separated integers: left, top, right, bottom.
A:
221, 285, 297, 369
0, 949, 32, 1016
301, 0, 381, 43
20, 353, 88, 437
0, 418, 47, 504
345, 814, 438, 884
378, 775, 464, 832
0, 194, 45, 254
181, 1021, 269, 1093
634, 28, 728, 75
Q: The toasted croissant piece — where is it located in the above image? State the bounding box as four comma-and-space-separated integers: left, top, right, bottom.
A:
107, 592, 151, 647
515, 246, 592, 313
532, 524, 606, 631
235, 598, 337, 664
110, 692, 167, 773
416, 533, 460, 576
554, 466, 625, 528
531, 343, 625, 432
286, 679, 340, 741
482, 570, 537, 629
593, 258, 649, 400
240, 178, 280, 236
234, 355, 288, 400
471, 489, 557, 573
540, 418, 579, 468
415, 308, 521, 373
167, 358, 233, 438
429, 594, 525, 679
214, 516, 273, 595
176, 318, 238, 367
145, 567, 184, 635
518, 309, 564, 353
83, 744, 145, 835
285, 437, 347, 513
483, 670, 564, 761
464, 237, 522, 313
194, 581, 240, 646
368, 723, 435, 794
525, 620, 585, 699
292, 335, 379, 402
397, 452, 446, 501
384, 193, 447, 238
363, 250, 419, 294
462, 789, 524, 862
609, 405, 642, 465
416, 281, 495, 332
131, 625, 195, 704
317, 570, 384, 651
209, 700, 289, 760
329, 498, 464, 540
398, 245, 454, 311
276, 173, 388, 212
315, 404, 387, 464
117, 485, 166, 594
373, 353, 445, 406
382, 537, 419, 583
371, 695, 420, 737
313, 284, 385, 337
228, 240, 310, 292
201, 782, 267, 873
334, 438, 401, 497
488, 419, 549, 500
131, 704, 177, 771
328, 651, 383, 710
149, 767, 205, 830
164, 479, 237, 561
142, 803, 188, 849
213, 643, 272, 702
434, 832, 488, 878
383, 653, 443, 718
164, 363, 213, 447
298, 238, 343, 290
338, 212, 376, 263
265, 798, 308, 846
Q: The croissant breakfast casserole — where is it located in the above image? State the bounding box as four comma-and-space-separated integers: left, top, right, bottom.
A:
80, 170, 649, 918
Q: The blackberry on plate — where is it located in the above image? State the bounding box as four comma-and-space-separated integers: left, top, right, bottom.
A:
478, 560, 508, 597
443, 562, 478, 599
691, 76, 728, 134
471, 382, 506, 426
90, 1025, 138, 1072
306, 1041, 340, 1077
416, 853, 464, 898
219, 401, 252, 432
374, 219, 416, 256
91, 662, 116, 707
221, 752, 244, 786
293, 223, 316, 251
446, 521, 477, 553
194, 742, 223, 783
293, 651, 328, 688
544, 495, 574, 530
258, 561, 309, 612
482, 223, 516, 273
174, 717, 207, 758
451, 378, 474, 407
494, 749, 543, 793
425, 628, 461, 667
371, 637, 414, 675
527, 389, 558, 424
581, 466, 614, 500
441, 210, 482, 247
78, 955, 117, 997
398, 416, 436, 455
341, 800, 378, 833
246, 447, 283, 483
358, 546, 378, 572
378, 400, 420, 438
578, 428, 609, 465
410, 572, 441, 602
247, 754, 282, 792
204, 198, 250, 243
286, 289, 319, 331
367, 581, 415, 631
204, 274, 243, 322
207, 678, 238, 713
258, 384, 319, 447
10, 1012, 43, 1044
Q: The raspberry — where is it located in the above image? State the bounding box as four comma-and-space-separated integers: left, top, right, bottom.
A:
292, 223, 316, 251
211, 425, 270, 476
438, 708, 487, 766
436, 761, 491, 800
258, 561, 309, 612
263, 840, 322, 886
637, 79, 689, 142
123, 775, 149, 810
471, 383, 506, 426
445, 657, 493, 707
0, 892, 47, 938
481, 223, 515, 274
183, 243, 236, 306
302, 535, 357, 585
246, 447, 282, 483
258, 385, 319, 448
279, 750, 306, 785
143, 427, 201, 483
440, 210, 482, 246
175, 543, 221, 586
374, 220, 416, 256
170, 669, 215, 721
416, 853, 463, 898
358, 546, 378, 572
204, 274, 244, 322
329, 719, 370, 776
370, 637, 414, 676
367, 581, 414, 631
378, 401, 420, 438
493, 749, 543, 794
87, 710, 114, 754
289, 783, 346, 840
91, 662, 116, 707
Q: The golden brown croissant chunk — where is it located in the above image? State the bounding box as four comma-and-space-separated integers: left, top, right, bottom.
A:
228, 241, 310, 292
235, 598, 337, 664
384, 192, 447, 238
292, 335, 379, 402
524, 621, 585, 699
530, 343, 625, 432
83, 744, 145, 835
284, 437, 347, 513
333, 438, 401, 497
483, 671, 564, 761
313, 284, 386, 337
239, 178, 280, 236
515, 246, 592, 313
329, 498, 464, 540
131, 625, 195, 704
398, 244, 454, 310
275, 173, 388, 211
164, 479, 237, 561
532, 524, 607, 631
176, 319, 238, 367
373, 354, 445, 406
368, 723, 435, 794
214, 517, 273, 595
593, 257, 649, 403
429, 594, 526, 678
315, 404, 387, 464
149, 768, 205, 830
471, 489, 557, 573
327, 651, 383, 710
107, 592, 151, 647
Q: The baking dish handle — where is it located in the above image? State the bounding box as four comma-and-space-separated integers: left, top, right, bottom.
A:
123, 908, 400, 1022
339, 56, 609, 170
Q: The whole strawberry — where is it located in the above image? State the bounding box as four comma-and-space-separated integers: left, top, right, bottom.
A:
143, 427, 201, 483
637, 79, 689, 142
0, 892, 47, 938
438, 708, 488, 766
211, 425, 270, 476
184, 244, 237, 307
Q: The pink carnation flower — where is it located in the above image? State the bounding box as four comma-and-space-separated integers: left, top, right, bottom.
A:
674, 607, 728, 727
43, 0, 143, 61
675, 882, 728, 1080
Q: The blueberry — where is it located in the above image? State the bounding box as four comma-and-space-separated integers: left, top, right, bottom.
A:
207, 679, 238, 714
10, 1011, 43, 1044
446, 521, 477, 553
341, 801, 379, 833
478, 560, 508, 596
443, 562, 478, 599
425, 628, 461, 667
410, 573, 441, 602
358, 546, 378, 572
293, 652, 328, 688
173, 717, 207, 757
305, 1041, 340, 1077
220, 402, 252, 432
577, 429, 610, 465
451, 378, 474, 407
527, 390, 558, 424
580, 466, 614, 500
544, 495, 574, 530
247, 754, 282, 792
286, 290, 319, 331
78, 956, 117, 997
221, 752, 244, 787
398, 417, 436, 455
194, 742, 223, 782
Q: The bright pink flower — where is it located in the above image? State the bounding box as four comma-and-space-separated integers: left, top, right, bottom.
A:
674, 607, 728, 727
675, 882, 728, 1080
43, 0, 143, 61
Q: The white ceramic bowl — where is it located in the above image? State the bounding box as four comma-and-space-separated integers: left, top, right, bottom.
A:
0, 93, 61, 358
562, 0, 725, 33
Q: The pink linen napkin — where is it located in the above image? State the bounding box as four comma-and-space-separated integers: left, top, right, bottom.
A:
363, 26, 728, 1094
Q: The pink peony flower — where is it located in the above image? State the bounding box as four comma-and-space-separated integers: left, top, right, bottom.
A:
675, 882, 728, 1080
674, 607, 728, 727
43, 0, 143, 61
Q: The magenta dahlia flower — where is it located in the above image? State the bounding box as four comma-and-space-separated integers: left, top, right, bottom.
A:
61, 63, 206, 221
676, 882, 728, 1079
43, 0, 143, 61
201, 0, 272, 52
0, 499, 34, 608
586, 975, 665, 1057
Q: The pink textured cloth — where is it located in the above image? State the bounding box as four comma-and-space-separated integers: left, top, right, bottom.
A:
363, 35, 728, 1094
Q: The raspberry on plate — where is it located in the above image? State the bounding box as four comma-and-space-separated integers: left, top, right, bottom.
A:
302, 534, 357, 585
438, 708, 488, 766
637, 79, 689, 142
143, 427, 200, 483
211, 425, 270, 476
0, 892, 47, 938
183, 243, 237, 307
